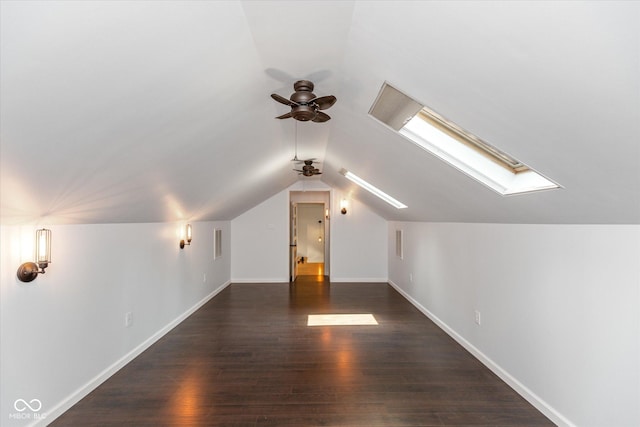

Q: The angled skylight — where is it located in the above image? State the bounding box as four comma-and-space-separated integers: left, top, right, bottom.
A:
369, 83, 560, 196
340, 169, 407, 209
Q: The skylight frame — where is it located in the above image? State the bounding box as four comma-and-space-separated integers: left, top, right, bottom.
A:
369, 82, 561, 196
340, 169, 407, 209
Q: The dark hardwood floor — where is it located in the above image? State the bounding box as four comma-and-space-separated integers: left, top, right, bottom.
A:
52, 278, 554, 426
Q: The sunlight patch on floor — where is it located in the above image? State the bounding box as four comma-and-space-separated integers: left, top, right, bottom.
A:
307, 314, 378, 326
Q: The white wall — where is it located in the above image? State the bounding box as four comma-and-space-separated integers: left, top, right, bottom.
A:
231, 182, 388, 282
0, 220, 231, 426
230, 189, 289, 282
331, 192, 387, 282
388, 222, 640, 427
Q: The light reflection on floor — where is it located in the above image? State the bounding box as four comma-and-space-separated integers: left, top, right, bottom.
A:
296, 262, 324, 277
307, 313, 378, 326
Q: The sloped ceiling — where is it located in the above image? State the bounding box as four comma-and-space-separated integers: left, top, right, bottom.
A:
1, 1, 638, 225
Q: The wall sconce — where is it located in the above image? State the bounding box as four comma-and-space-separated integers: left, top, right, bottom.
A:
17, 228, 52, 283
180, 224, 192, 249
340, 199, 348, 215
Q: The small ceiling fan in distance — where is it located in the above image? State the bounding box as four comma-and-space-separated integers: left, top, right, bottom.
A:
271, 80, 337, 122
294, 159, 322, 177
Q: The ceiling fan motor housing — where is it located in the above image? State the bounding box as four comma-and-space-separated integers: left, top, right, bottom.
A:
291, 81, 318, 121
291, 105, 317, 121
293, 80, 314, 92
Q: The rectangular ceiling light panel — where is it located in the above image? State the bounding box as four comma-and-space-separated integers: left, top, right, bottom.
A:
369, 83, 560, 196
340, 169, 407, 209
307, 314, 379, 326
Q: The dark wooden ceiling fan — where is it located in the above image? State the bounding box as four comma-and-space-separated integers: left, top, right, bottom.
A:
294, 159, 322, 177
271, 80, 336, 122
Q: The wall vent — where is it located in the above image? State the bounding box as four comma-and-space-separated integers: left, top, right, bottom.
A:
395, 229, 403, 259
214, 228, 222, 260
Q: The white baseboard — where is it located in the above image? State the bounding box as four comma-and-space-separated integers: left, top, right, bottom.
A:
387, 280, 573, 427
40, 280, 231, 427
230, 278, 289, 283
329, 277, 388, 283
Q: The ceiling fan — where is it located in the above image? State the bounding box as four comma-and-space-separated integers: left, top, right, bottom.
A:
271, 80, 337, 122
294, 159, 322, 177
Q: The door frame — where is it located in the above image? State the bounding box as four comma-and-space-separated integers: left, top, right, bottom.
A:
289, 202, 298, 282
289, 191, 330, 280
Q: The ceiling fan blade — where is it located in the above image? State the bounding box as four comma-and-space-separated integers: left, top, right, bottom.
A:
310, 95, 337, 110
265, 68, 296, 84
312, 112, 331, 123
276, 112, 293, 119
271, 93, 298, 106
304, 70, 332, 83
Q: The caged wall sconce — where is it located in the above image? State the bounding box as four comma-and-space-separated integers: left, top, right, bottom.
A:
180, 224, 192, 249
17, 228, 52, 283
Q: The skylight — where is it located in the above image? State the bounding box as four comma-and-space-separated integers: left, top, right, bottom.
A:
369, 83, 560, 196
340, 169, 407, 209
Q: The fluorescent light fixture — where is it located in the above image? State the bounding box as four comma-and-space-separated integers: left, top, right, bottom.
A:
369, 83, 561, 196
340, 169, 407, 209
307, 314, 378, 326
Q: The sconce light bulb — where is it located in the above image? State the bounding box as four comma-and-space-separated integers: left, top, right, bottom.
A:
38, 234, 46, 259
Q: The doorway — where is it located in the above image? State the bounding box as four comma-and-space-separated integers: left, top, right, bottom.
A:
296, 203, 325, 276
289, 191, 330, 282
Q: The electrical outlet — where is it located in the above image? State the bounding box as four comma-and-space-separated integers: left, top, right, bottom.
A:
125, 312, 133, 328
409, 273, 413, 283
474, 310, 481, 326
203, 273, 207, 283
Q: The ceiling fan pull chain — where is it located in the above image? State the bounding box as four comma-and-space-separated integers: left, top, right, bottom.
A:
294, 120, 298, 161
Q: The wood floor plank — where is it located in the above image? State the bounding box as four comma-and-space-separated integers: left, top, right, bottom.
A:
51, 279, 554, 426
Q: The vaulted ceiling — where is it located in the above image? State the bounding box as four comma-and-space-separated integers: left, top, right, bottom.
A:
1, 1, 638, 225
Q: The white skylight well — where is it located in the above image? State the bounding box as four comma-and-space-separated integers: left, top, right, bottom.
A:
340, 169, 407, 209
369, 83, 560, 196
